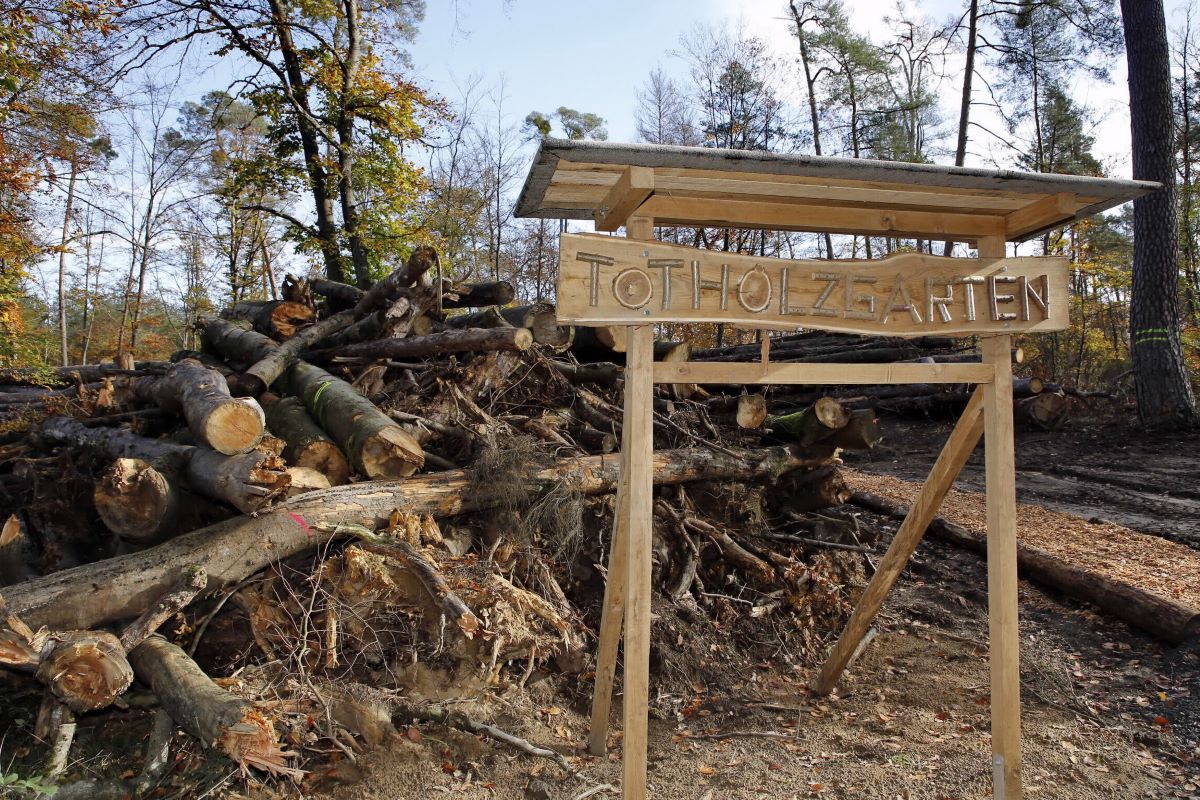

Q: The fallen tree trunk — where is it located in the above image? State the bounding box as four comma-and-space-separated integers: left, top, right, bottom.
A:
441, 280, 515, 309
4, 445, 839, 631
352, 246, 439, 318
310, 276, 364, 308
0, 614, 134, 713
263, 395, 351, 486
849, 491, 1200, 644
128, 636, 295, 776
128, 359, 265, 455
307, 326, 534, 364
277, 361, 424, 479
765, 397, 848, 446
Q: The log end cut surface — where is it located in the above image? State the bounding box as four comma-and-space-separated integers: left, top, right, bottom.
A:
94, 459, 178, 542
37, 631, 134, 712
360, 426, 426, 479
202, 399, 267, 455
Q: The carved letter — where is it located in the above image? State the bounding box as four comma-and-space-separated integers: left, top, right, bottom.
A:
878, 277, 923, 324
648, 258, 683, 310
578, 252, 614, 307
845, 273, 877, 320
926, 277, 955, 323
1020, 274, 1049, 321
956, 276, 985, 321
811, 272, 842, 318
692, 262, 730, 311
779, 268, 806, 316
988, 275, 1018, 321
612, 268, 654, 310
737, 266, 772, 313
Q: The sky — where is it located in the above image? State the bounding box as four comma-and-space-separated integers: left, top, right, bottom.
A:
405, 0, 1195, 182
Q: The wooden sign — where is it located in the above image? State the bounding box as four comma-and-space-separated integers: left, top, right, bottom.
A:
557, 233, 1068, 336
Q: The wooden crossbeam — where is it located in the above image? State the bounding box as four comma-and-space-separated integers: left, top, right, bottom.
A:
812, 386, 985, 696
653, 361, 993, 386
1005, 192, 1077, 239
594, 166, 655, 231
638, 195, 1006, 240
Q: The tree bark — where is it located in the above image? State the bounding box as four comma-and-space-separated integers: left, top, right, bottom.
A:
3, 445, 839, 632
1121, 0, 1199, 426
765, 397, 849, 446
352, 246, 439, 317
308, 327, 533, 363
128, 636, 295, 775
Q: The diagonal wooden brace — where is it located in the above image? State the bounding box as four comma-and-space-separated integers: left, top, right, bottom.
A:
812, 385, 986, 696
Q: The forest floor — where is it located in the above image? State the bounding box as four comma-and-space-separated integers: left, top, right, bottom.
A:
296, 413, 1200, 800
4, 413, 1199, 799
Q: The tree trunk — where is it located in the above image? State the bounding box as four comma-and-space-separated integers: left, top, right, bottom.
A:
263, 395, 351, 486
308, 327, 533, 364
310, 276, 364, 308
765, 397, 849, 446
1121, 0, 1199, 426
277, 361, 424, 479
352, 246, 439, 317
850, 491, 1200, 643
0, 625, 134, 713
3, 445, 840, 632
58, 159, 78, 367
441, 280, 516, 309
223, 300, 316, 339
128, 636, 294, 775
128, 359, 266, 455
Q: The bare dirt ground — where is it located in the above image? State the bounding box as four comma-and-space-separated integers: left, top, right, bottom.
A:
300, 414, 1200, 800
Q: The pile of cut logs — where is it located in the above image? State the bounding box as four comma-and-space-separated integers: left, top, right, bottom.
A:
0, 250, 886, 785
691, 331, 1072, 428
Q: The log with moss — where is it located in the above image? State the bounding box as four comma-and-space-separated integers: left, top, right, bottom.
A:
764, 397, 849, 446
276, 361, 424, 479
263, 395, 351, 486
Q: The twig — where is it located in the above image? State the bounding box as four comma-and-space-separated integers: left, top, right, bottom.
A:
570, 784, 617, 800
686, 730, 797, 741
401, 703, 574, 773
758, 531, 874, 553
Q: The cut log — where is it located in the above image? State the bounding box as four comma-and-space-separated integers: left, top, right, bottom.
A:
263, 395, 351, 486
849, 491, 1200, 644
823, 408, 883, 450
548, 360, 623, 389
4, 445, 841, 632
1017, 391, 1069, 429
656, 341, 697, 400
0, 514, 34, 587
223, 300, 316, 339
308, 327, 534, 364
129, 359, 265, 455
128, 636, 296, 776
40, 417, 290, 536
569, 325, 628, 361
497, 303, 573, 349
735, 394, 768, 430
441, 280, 515, 309
445, 306, 513, 330
241, 308, 357, 394
1013, 376, 1045, 397
284, 466, 332, 497
0, 613, 134, 713
94, 458, 180, 543
277, 361, 424, 479
764, 397, 849, 446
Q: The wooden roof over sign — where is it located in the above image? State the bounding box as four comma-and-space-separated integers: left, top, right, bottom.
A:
514, 139, 1160, 243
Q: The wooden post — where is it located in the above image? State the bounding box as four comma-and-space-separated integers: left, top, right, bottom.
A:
812, 386, 985, 696
621, 323, 655, 800
587, 426, 630, 755
979, 235, 1023, 800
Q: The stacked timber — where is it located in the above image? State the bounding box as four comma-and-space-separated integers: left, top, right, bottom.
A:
0, 255, 887, 784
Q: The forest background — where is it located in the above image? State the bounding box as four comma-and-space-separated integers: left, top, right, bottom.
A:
1, 0, 1195, 412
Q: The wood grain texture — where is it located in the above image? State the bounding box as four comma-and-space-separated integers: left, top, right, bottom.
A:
558, 234, 1068, 335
